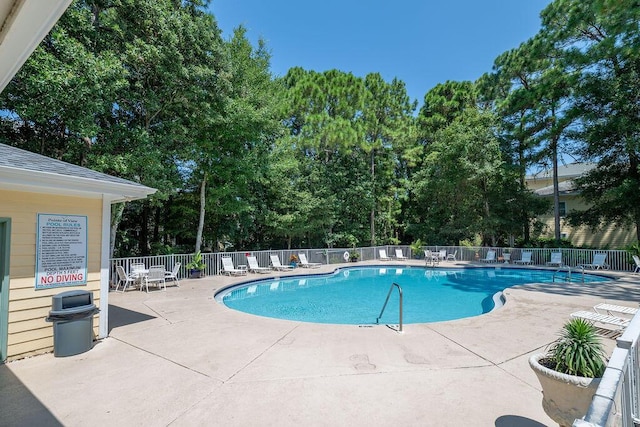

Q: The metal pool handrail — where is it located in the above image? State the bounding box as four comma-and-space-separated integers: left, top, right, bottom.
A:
376, 282, 403, 333
552, 266, 586, 283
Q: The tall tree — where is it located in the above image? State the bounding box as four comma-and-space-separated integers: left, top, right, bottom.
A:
484, 33, 572, 244
187, 25, 283, 252
542, 0, 640, 240
361, 73, 416, 245
409, 108, 508, 245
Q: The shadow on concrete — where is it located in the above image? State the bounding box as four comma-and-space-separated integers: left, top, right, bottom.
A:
515, 280, 640, 303
495, 415, 547, 427
0, 364, 62, 426
108, 304, 156, 334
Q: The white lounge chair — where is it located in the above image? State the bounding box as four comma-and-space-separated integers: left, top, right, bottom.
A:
480, 250, 496, 263
546, 252, 563, 267
247, 256, 271, 273
578, 253, 608, 270
221, 257, 247, 276
571, 310, 630, 328
270, 254, 293, 271
594, 303, 638, 316
298, 253, 321, 268
514, 251, 533, 265
115, 265, 137, 292
379, 249, 391, 261
142, 265, 166, 293
395, 249, 408, 260
633, 255, 640, 274
446, 250, 457, 261
164, 262, 181, 286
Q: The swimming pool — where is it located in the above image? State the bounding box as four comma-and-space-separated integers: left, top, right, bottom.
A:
216, 266, 610, 325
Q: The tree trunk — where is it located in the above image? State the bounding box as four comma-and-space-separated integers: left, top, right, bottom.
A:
153, 206, 161, 244
370, 149, 376, 246
195, 173, 207, 253
518, 123, 530, 243
140, 203, 150, 255
552, 146, 561, 242
110, 202, 125, 259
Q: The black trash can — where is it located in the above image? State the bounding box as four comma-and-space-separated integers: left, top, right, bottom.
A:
46, 290, 100, 357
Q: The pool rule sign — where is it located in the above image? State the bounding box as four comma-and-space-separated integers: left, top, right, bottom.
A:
35, 214, 88, 289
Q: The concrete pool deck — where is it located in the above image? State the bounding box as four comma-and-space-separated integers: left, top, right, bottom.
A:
3, 260, 639, 426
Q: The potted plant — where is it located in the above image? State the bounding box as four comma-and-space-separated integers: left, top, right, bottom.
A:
186, 251, 206, 278
529, 318, 607, 427
349, 250, 360, 262
502, 248, 510, 264
410, 239, 424, 259
289, 254, 299, 268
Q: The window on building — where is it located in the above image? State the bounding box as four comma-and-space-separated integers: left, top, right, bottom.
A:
558, 201, 567, 217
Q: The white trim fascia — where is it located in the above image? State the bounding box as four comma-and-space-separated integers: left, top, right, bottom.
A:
0, 166, 156, 202
0, 0, 73, 93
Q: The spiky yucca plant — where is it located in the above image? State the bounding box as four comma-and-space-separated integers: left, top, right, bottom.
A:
547, 318, 607, 378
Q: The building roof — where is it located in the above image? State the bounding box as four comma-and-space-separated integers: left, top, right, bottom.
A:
533, 180, 578, 196
0, 143, 156, 202
0, 0, 72, 93
526, 162, 596, 181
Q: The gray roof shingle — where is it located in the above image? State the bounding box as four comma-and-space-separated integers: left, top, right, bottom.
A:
534, 180, 577, 196
527, 162, 596, 180
0, 143, 148, 188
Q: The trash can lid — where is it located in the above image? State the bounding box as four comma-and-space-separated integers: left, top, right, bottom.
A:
52, 290, 93, 310
46, 304, 99, 322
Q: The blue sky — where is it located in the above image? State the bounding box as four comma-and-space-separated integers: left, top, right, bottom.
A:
210, 1, 551, 107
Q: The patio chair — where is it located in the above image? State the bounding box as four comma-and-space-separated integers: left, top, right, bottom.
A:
633, 255, 640, 274
379, 249, 391, 261
424, 250, 439, 266
247, 256, 271, 273
115, 265, 137, 292
131, 263, 146, 274
270, 254, 294, 271
221, 257, 248, 276
298, 253, 321, 268
578, 253, 608, 270
446, 250, 457, 261
438, 249, 447, 261
164, 262, 181, 287
546, 252, 563, 267
142, 265, 166, 293
395, 249, 408, 260
514, 251, 533, 265
479, 250, 497, 263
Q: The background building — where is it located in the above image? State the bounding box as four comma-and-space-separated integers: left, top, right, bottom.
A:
526, 163, 636, 248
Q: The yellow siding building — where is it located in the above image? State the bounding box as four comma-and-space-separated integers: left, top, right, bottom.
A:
0, 144, 155, 361
526, 163, 636, 248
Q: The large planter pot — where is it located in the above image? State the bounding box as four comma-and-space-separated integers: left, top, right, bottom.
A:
189, 269, 204, 279
529, 353, 601, 427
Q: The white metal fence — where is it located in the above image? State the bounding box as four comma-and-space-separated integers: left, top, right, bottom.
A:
574, 311, 640, 427
110, 245, 640, 425
109, 245, 637, 285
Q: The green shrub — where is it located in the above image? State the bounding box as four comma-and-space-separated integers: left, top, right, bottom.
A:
625, 241, 640, 257
186, 251, 206, 270
546, 318, 607, 378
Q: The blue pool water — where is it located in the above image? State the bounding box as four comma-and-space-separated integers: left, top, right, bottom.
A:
217, 266, 610, 325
